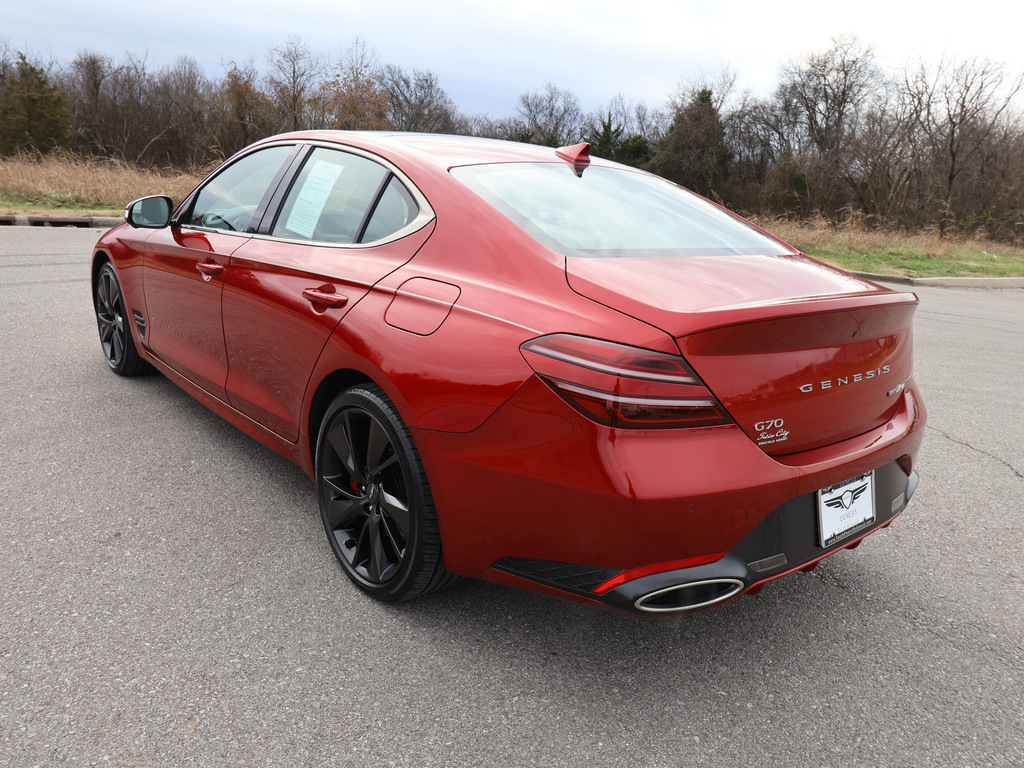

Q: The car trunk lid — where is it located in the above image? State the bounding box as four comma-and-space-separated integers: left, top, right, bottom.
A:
566, 253, 918, 455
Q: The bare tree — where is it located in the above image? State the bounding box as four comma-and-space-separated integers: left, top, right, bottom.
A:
379, 64, 463, 133
668, 67, 737, 116
58, 51, 158, 162
320, 37, 389, 131
515, 82, 585, 146
843, 73, 927, 225
61, 51, 118, 155
909, 56, 1024, 235
589, 92, 667, 144
779, 35, 878, 157
1, 40, 19, 112
152, 56, 217, 165
773, 35, 880, 214
265, 35, 324, 132
462, 113, 528, 141
212, 60, 274, 157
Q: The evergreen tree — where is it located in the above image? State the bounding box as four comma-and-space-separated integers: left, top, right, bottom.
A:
585, 113, 651, 167
647, 88, 732, 197
0, 54, 70, 155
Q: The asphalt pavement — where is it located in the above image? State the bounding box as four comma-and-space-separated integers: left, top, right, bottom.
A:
1, 226, 1022, 767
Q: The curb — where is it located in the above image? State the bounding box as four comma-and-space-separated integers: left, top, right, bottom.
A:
0, 214, 121, 229
853, 272, 1024, 289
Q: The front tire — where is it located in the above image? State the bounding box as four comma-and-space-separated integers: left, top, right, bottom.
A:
315, 384, 456, 601
94, 262, 149, 376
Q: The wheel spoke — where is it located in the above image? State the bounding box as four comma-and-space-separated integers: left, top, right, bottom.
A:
98, 317, 115, 343
379, 488, 410, 540
326, 412, 368, 486
365, 418, 397, 476
98, 275, 112, 313
97, 271, 125, 364
364, 513, 396, 583
353, 519, 372, 575
321, 474, 366, 530
102, 275, 121, 315
378, 513, 406, 562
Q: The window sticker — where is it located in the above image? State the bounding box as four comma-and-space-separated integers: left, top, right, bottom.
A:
284, 160, 344, 239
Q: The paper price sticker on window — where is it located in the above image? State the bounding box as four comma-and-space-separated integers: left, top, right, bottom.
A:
285, 159, 344, 239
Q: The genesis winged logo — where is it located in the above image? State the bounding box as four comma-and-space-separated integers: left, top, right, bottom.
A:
824, 483, 870, 510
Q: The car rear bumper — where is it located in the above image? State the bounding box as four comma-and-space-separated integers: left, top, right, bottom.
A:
487, 463, 916, 616
414, 376, 925, 613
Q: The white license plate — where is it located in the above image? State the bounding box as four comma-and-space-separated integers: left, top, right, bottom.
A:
818, 472, 875, 547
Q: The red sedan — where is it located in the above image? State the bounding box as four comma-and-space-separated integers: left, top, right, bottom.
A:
91, 132, 925, 615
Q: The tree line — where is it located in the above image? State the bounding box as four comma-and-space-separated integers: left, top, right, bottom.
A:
2, 35, 1023, 240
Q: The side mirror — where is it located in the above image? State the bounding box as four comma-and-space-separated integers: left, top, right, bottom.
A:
124, 195, 173, 229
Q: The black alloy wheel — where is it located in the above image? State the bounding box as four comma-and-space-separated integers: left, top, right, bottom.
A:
94, 262, 149, 376
316, 385, 455, 601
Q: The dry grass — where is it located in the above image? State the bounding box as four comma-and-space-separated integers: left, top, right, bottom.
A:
751, 215, 1024, 277
0, 152, 204, 215
753, 216, 1024, 259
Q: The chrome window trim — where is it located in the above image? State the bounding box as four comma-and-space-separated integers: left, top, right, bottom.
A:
254, 140, 436, 249
177, 141, 304, 237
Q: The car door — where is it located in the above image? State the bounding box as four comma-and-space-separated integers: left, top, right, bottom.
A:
141, 145, 298, 400
221, 145, 434, 441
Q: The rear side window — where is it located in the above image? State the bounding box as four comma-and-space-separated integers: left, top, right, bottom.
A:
271, 148, 418, 244
189, 145, 294, 232
362, 177, 417, 243
451, 163, 795, 258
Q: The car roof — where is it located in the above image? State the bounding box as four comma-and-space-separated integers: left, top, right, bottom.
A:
259, 130, 591, 169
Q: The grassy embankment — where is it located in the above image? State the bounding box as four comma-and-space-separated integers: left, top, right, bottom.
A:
3, 153, 1023, 277
758, 217, 1024, 279
0, 152, 203, 218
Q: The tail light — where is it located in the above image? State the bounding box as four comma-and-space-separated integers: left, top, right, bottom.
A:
520, 334, 732, 429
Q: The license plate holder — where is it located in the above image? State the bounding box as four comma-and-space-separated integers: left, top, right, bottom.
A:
818, 471, 875, 548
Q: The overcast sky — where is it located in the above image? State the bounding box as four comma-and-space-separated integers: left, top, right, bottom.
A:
5, 0, 1022, 116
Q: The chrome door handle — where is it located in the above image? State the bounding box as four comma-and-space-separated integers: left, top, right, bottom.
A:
302, 288, 348, 309
195, 261, 224, 280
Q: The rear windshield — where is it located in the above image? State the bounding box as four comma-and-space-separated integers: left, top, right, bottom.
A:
450, 163, 796, 258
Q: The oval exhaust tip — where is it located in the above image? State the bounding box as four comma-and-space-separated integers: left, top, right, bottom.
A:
634, 578, 745, 614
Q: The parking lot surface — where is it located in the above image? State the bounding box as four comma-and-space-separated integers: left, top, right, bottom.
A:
2, 227, 1022, 767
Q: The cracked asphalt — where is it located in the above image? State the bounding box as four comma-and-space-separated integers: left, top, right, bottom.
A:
2, 227, 1022, 767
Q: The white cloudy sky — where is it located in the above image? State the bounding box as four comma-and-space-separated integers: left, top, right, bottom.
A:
5, 0, 1021, 116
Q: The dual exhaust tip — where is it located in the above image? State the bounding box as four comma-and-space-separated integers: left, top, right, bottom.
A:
633, 578, 745, 614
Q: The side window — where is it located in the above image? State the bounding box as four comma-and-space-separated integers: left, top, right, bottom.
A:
272, 148, 387, 244
270, 147, 420, 244
362, 176, 417, 243
189, 145, 294, 232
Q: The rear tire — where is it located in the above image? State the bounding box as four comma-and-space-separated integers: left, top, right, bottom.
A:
94, 262, 150, 376
315, 384, 457, 601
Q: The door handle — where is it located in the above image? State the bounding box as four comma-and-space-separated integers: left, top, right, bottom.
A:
302, 287, 348, 309
195, 261, 224, 280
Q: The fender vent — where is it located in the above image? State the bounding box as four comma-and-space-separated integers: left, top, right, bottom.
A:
133, 310, 146, 339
